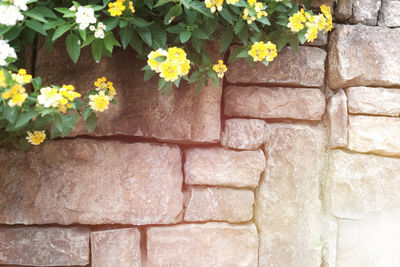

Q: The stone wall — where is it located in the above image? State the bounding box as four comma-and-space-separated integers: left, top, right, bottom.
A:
1, 0, 400, 266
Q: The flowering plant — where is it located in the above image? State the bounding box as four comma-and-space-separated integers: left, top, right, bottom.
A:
0, 0, 332, 149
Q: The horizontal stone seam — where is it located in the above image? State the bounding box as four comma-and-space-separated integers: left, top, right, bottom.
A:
347, 112, 400, 118
329, 147, 400, 160
224, 81, 324, 89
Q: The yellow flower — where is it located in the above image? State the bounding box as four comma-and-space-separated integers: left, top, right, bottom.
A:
226, 0, 239, 4
93, 77, 117, 99
12, 69, 32, 84
179, 59, 191, 76
147, 49, 168, 72
257, 10, 268, 19
205, 0, 223, 13
160, 60, 180, 82
213, 60, 228, 78
320, 5, 333, 32
249, 41, 277, 62
247, 0, 257, 6
287, 9, 306, 32
129, 1, 135, 13
254, 2, 263, 12
243, 8, 249, 20
264, 41, 277, 62
26, 131, 46, 145
89, 91, 110, 112
108, 0, 126, 16
60, 85, 81, 102
314, 14, 327, 31
2, 84, 28, 107
167, 47, 187, 63
0, 70, 6, 88
305, 23, 318, 42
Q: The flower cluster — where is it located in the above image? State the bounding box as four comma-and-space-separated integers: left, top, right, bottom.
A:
243, 0, 268, 24
108, 0, 135, 16
288, 5, 333, 42
90, 22, 107, 39
213, 60, 228, 78
248, 41, 277, 62
26, 131, 46, 145
205, 0, 239, 13
37, 85, 81, 113
147, 47, 191, 82
74, 6, 96, 30
1, 69, 31, 107
0, 39, 17, 67
0, 0, 28, 26
89, 77, 116, 112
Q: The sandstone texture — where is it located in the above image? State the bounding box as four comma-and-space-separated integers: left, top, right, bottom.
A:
255, 124, 326, 267
0, 140, 183, 225
327, 89, 348, 148
221, 119, 268, 150
325, 149, 400, 219
0, 226, 89, 266
306, 31, 328, 46
147, 222, 258, 267
335, 0, 354, 20
35, 40, 221, 144
226, 46, 326, 87
224, 86, 326, 120
350, 0, 381, 25
337, 220, 400, 266
184, 148, 266, 188
347, 87, 400, 116
184, 187, 254, 223
321, 215, 338, 267
347, 115, 400, 156
91, 228, 141, 267
328, 24, 400, 89
378, 0, 400, 27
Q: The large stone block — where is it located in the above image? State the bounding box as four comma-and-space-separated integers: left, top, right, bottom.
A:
348, 115, 400, 156
255, 124, 326, 267
346, 87, 400, 116
350, 0, 381, 25
91, 228, 141, 267
0, 140, 183, 225
35, 41, 221, 144
0, 226, 89, 266
378, 0, 400, 27
335, 0, 354, 21
221, 118, 268, 150
224, 86, 326, 120
184, 148, 266, 188
147, 222, 258, 267
337, 219, 400, 266
226, 46, 326, 87
184, 187, 254, 223
325, 150, 400, 219
326, 89, 348, 148
328, 24, 400, 89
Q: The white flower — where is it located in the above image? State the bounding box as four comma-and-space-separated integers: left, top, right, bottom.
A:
75, 6, 96, 30
0, 5, 24, 26
0, 39, 17, 66
69, 5, 76, 11
94, 29, 104, 39
97, 22, 106, 30
37, 87, 63, 108
89, 25, 96, 31
13, 0, 29, 11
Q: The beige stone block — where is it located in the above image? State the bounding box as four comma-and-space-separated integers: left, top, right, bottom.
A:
0, 140, 183, 225
184, 148, 266, 188
91, 228, 141, 267
335, 0, 354, 21
147, 222, 258, 267
224, 86, 326, 121
0, 226, 89, 266
184, 187, 254, 223
328, 24, 400, 89
326, 89, 348, 148
350, 0, 381, 25
378, 0, 400, 27
221, 119, 268, 150
348, 115, 400, 156
226, 46, 326, 87
255, 123, 326, 267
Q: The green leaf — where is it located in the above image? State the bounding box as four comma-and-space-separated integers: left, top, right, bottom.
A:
25, 9, 47, 23
81, 34, 95, 47
190, 2, 213, 18
129, 31, 143, 54
154, 0, 174, 7
180, 30, 191, 43
220, 29, 233, 53
228, 46, 245, 63
15, 110, 38, 128
19, 137, 30, 151
31, 77, 42, 91
3, 26, 23, 41
91, 39, 103, 62
205, 17, 218, 35
131, 17, 150, 27
52, 24, 70, 41
61, 114, 78, 137
119, 20, 128, 28
163, 82, 172, 94
83, 107, 93, 121
233, 19, 245, 34
207, 70, 219, 87
164, 4, 182, 25
25, 20, 47, 36
50, 126, 61, 139
119, 27, 133, 49
33, 114, 52, 130
30, 6, 57, 18
298, 31, 307, 44
158, 78, 166, 90
86, 112, 98, 133
137, 27, 152, 46
193, 29, 208, 40
104, 17, 119, 31
52, 112, 63, 133
43, 17, 66, 30
104, 32, 120, 52
144, 69, 156, 81
66, 33, 81, 63
202, 53, 212, 66
54, 7, 75, 18
219, 7, 235, 25
151, 25, 167, 49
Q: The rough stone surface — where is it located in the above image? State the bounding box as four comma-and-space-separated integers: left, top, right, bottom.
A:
325, 149, 400, 219
350, 0, 381, 25
306, 31, 328, 46
184, 187, 254, 223
348, 115, 400, 156
347, 87, 400, 116
378, 0, 400, 27
147, 222, 258, 267
337, 219, 400, 266
224, 86, 326, 120
35, 40, 221, 144
226, 46, 326, 87
327, 89, 348, 148
184, 148, 266, 188
328, 24, 400, 89
335, 0, 354, 20
0, 140, 183, 225
255, 124, 326, 267
0, 226, 89, 266
221, 119, 268, 150
91, 228, 141, 267
321, 215, 338, 267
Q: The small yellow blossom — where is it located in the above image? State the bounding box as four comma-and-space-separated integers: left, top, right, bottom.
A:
129, 1, 135, 13
257, 10, 268, 19
213, 60, 228, 78
108, 0, 126, 16
167, 47, 187, 63
179, 59, 191, 76
93, 77, 117, 99
226, 0, 239, 4
320, 4, 333, 32
305, 23, 318, 42
0, 70, 6, 88
205, 0, 223, 13
12, 69, 32, 84
147, 49, 168, 72
249, 41, 277, 62
26, 131, 46, 145
254, 2, 263, 12
160, 60, 180, 82
2, 84, 28, 107
287, 9, 306, 32
89, 91, 110, 112
247, 0, 257, 6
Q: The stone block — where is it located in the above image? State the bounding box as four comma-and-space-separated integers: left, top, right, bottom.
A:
378, 0, 400, 27
326, 89, 348, 148
350, 0, 381, 25
221, 119, 268, 150
224, 86, 326, 120
0, 140, 183, 225
335, 0, 354, 21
